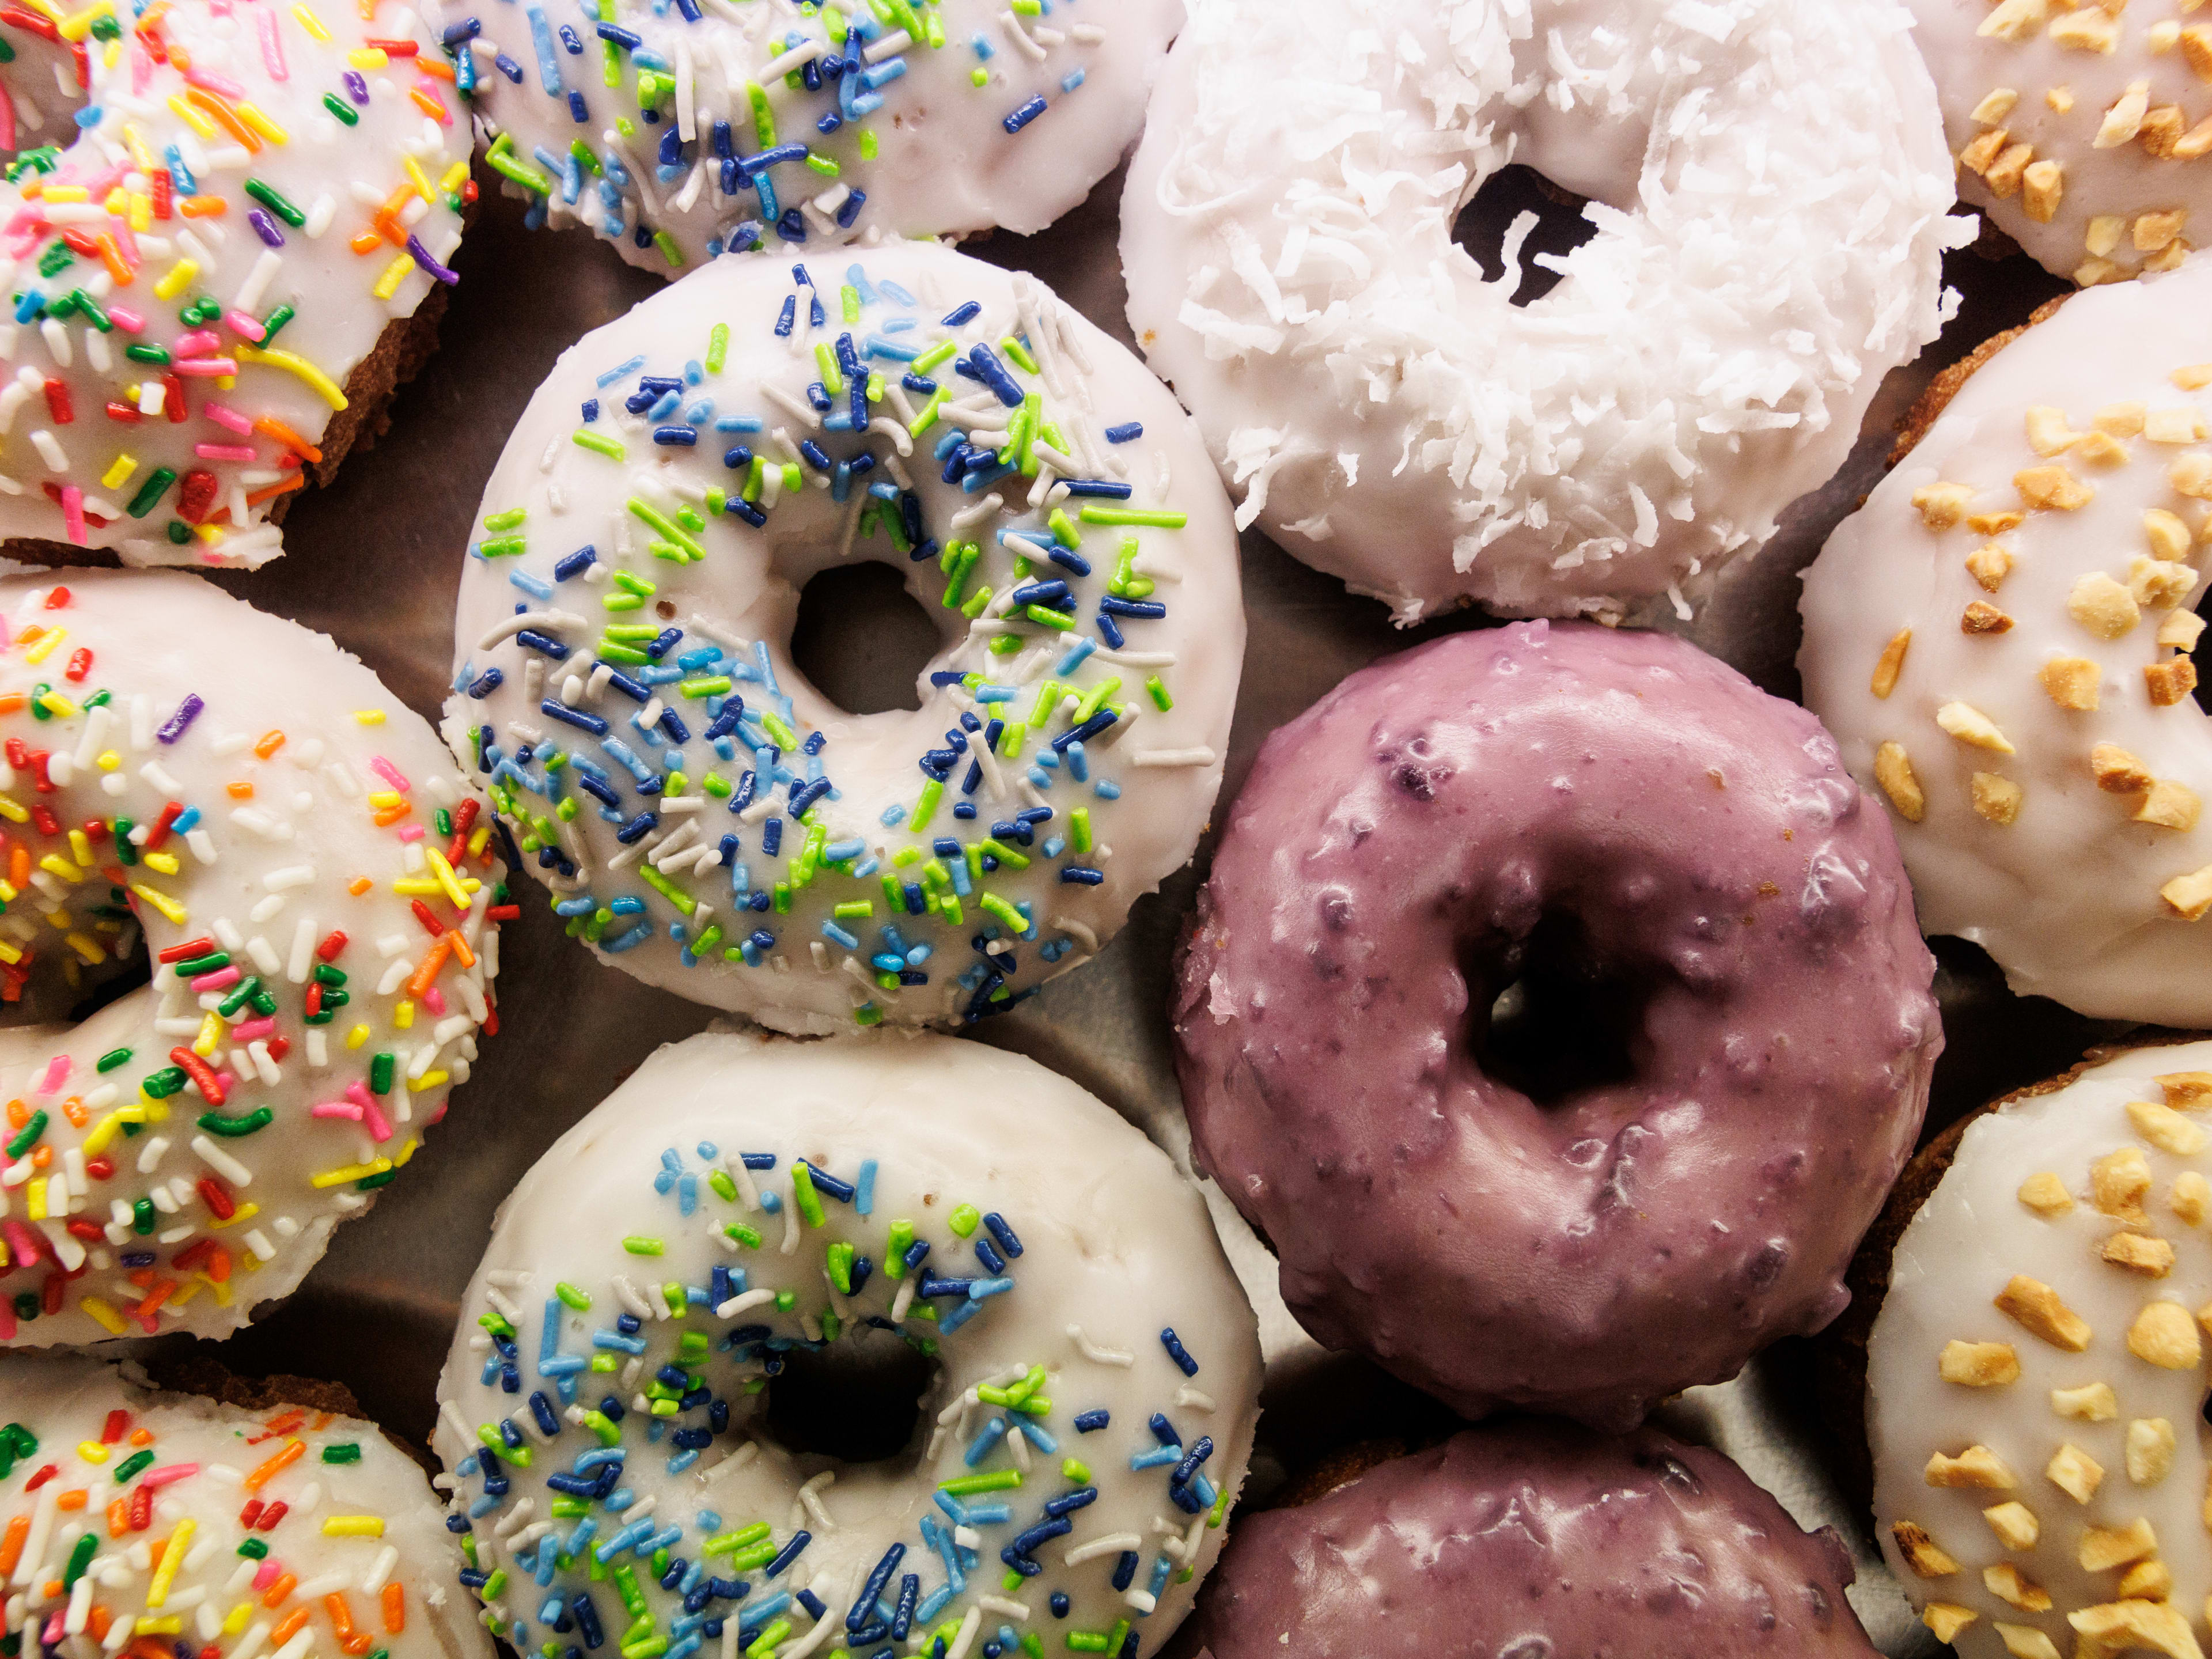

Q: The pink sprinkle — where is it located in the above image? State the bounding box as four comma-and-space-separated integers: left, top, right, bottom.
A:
229, 1016, 275, 1043
60, 485, 85, 548
422, 986, 448, 1016
81, 164, 124, 199
255, 7, 286, 78
425, 1099, 449, 1126
0, 1302, 15, 1342
183, 67, 247, 98
40, 1612, 63, 1647
190, 966, 241, 993
202, 402, 255, 436
224, 309, 267, 343
251, 1562, 280, 1592
173, 329, 221, 357
347, 1082, 392, 1143
213, 1070, 236, 1094
194, 444, 257, 463
131, 40, 153, 94
396, 823, 426, 842
369, 756, 411, 792
142, 1463, 200, 1488
112, 222, 140, 266
1, 1222, 41, 1267
0, 84, 15, 154
172, 358, 239, 378
310, 1101, 363, 1121
35, 1055, 68, 1096
106, 305, 144, 334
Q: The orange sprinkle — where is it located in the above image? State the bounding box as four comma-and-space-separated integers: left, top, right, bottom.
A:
270, 1608, 309, 1646
252, 417, 323, 464
244, 472, 305, 509
53, 1490, 84, 1512
28, 1145, 48, 1169
198, 1247, 232, 1285
40, 1581, 59, 1600
244, 1438, 304, 1493
5, 1101, 24, 1130
127, 1429, 152, 1447
380, 1583, 404, 1635
263, 1573, 298, 1609
347, 877, 372, 896
9, 847, 26, 889
407, 85, 448, 123
311, 1412, 334, 1430
60, 1096, 87, 1128
88, 1605, 111, 1640
327, 1592, 374, 1654
130, 1281, 176, 1321
226, 782, 254, 800
347, 230, 381, 255
0, 695, 23, 715
185, 87, 260, 151
93, 232, 131, 287
406, 937, 451, 999
444, 929, 476, 970
1, 1514, 29, 1578
105, 1498, 128, 1538
177, 196, 228, 218
370, 802, 410, 828
130, 1638, 175, 1659
263, 1411, 306, 1437
415, 55, 453, 82
253, 730, 286, 759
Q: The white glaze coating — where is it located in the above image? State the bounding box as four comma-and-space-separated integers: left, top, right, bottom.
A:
0, 0, 468, 566
446, 243, 1241, 1035
1910, 0, 2212, 287
1801, 262, 2212, 1027
433, 1030, 1263, 1659
0, 569, 502, 1347
446, 0, 1178, 278
1118, 0, 1964, 624
0, 1354, 489, 1659
1869, 1041, 2212, 1659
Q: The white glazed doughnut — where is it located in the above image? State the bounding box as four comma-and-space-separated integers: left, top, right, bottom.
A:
0, 0, 469, 566
1867, 1041, 2212, 1659
431, 1029, 1263, 1659
1910, 0, 2212, 287
1119, 0, 1964, 624
446, 242, 1241, 1035
1800, 263, 2212, 1027
454, 0, 1179, 278
0, 1353, 491, 1659
0, 568, 505, 1347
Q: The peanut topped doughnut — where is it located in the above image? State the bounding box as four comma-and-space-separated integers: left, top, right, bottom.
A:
456, 0, 1181, 276
1801, 259, 2212, 1026
1913, 0, 2212, 286
0, 0, 470, 566
1866, 1041, 2212, 1658
1173, 621, 1942, 1430
1119, 0, 1963, 623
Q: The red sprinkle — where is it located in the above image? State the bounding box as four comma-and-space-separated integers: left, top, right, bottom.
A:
314, 930, 347, 961
100, 1410, 127, 1445
157, 936, 215, 964
170, 1046, 224, 1107
41, 378, 71, 425
62, 647, 90, 683
21, 1464, 56, 1492
195, 1177, 234, 1220
409, 899, 444, 938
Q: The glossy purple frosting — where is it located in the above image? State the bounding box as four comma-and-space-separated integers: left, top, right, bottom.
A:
1165, 1425, 1880, 1658
1173, 621, 1940, 1429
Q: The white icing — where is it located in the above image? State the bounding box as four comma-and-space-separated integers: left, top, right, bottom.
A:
1910, 0, 2212, 287
0, 0, 471, 566
453, 0, 1177, 277
446, 242, 1240, 1035
1869, 1040, 2212, 1659
0, 1353, 490, 1659
433, 1029, 1262, 1658
1119, 0, 1965, 624
1801, 260, 2212, 1027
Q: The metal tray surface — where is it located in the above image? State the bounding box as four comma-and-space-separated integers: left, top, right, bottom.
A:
81, 157, 2145, 1659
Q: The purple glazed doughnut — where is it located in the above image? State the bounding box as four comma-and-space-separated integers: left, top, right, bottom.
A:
1172, 620, 1942, 1429
1164, 1423, 1880, 1658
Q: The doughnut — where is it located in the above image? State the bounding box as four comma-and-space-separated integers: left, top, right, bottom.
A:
1116, 0, 1965, 624
433, 1029, 1263, 1659
1172, 619, 1942, 1430
0, 0, 471, 566
0, 567, 506, 1347
454, 0, 1177, 276
447, 241, 1241, 1034
1165, 1423, 1880, 1657
1800, 260, 2212, 1026
1858, 1040, 2212, 1657
0, 1352, 491, 1659
1910, 0, 2212, 286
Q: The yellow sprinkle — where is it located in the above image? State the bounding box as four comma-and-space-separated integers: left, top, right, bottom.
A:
426, 847, 468, 909
127, 191, 150, 233
78, 1297, 126, 1335
290, 2, 329, 38
123, 125, 156, 172
170, 1277, 204, 1307
153, 259, 199, 301
166, 94, 217, 138
101, 186, 126, 216
194, 522, 225, 544
37, 855, 81, 885
65, 933, 105, 965
82, 1112, 124, 1156
97, 750, 120, 771
234, 344, 347, 410
320, 1517, 385, 1538
0, 796, 26, 825
402, 151, 434, 205
391, 877, 479, 897
467, 824, 490, 858
128, 881, 184, 924
233, 103, 287, 144
55, 0, 113, 43
345, 46, 388, 67
133, 1620, 181, 1638
207, 1202, 259, 1232
67, 828, 90, 866
354, 709, 385, 725
141, 850, 179, 875
25, 1180, 44, 1222
14, 0, 62, 20
192, 1012, 222, 1056
23, 627, 65, 664
345, 1023, 370, 1050
440, 160, 468, 192
370, 255, 415, 302
146, 1519, 192, 1607
310, 1157, 391, 1189
221, 1603, 253, 1638
0, 944, 19, 968
36, 692, 78, 719
366, 791, 402, 809
75, 1441, 108, 1464
408, 1070, 449, 1093
38, 185, 87, 204
101, 453, 137, 490
394, 1138, 419, 1168
393, 999, 414, 1030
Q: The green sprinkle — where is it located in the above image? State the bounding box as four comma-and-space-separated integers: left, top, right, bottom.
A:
322, 90, 359, 124
706, 322, 729, 374
937, 1469, 1022, 1495
680, 676, 732, 699
3, 1112, 46, 1159
321, 1443, 362, 1465
483, 134, 552, 195
949, 1203, 980, 1237
125, 467, 176, 519
912, 339, 956, 375
1000, 335, 1039, 373
1080, 505, 1188, 529
478, 536, 527, 559
195, 1107, 272, 1138
573, 429, 626, 461
1062, 1458, 1090, 1482
978, 892, 1026, 934
724, 1221, 762, 1249
745, 80, 775, 146
237, 1538, 269, 1559
1146, 675, 1173, 711
61, 1533, 94, 1589
1070, 808, 1092, 855
555, 1284, 591, 1316
95, 1047, 131, 1073
790, 1161, 825, 1228
708, 1169, 737, 1203
111, 1449, 154, 1485
621, 1236, 665, 1256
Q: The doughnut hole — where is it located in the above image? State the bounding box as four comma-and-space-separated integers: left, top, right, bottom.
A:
2190, 590, 2212, 717
761, 1323, 940, 1467
1450, 164, 1598, 308
1471, 909, 1649, 1107
0, 862, 153, 1031
789, 560, 940, 717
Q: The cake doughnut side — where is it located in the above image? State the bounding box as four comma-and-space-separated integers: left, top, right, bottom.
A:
1162, 1423, 1880, 1658
449, 242, 1241, 1034
0, 569, 505, 1347
1173, 620, 1941, 1430
1120, 0, 1963, 623
434, 1030, 1263, 1659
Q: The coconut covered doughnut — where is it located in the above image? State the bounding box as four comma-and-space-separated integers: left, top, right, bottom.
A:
1116, 0, 1963, 624
0, 569, 505, 1347
1801, 262, 2212, 1027
433, 1029, 1263, 1659
456, 0, 1178, 279
0, 0, 470, 568
0, 1354, 491, 1659
1172, 620, 1942, 1430
1167, 1423, 1880, 1657
1863, 1040, 2212, 1658
448, 241, 1240, 1035
1914, 0, 2212, 287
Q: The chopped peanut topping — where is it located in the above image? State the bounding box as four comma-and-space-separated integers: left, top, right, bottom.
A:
2134, 779, 2203, 831
2127, 1300, 2201, 1368
1998, 1273, 2093, 1349
1994, 1625, 2061, 1659
2095, 79, 2151, 146
1870, 627, 1910, 697
2021, 1172, 2075, 1215
1968, 542, 2016, 591
1970, 510, 2027, 535
2160, 863, 2212, 921
2040, 655, 2103, 710
1923, 1604, 1977, 1644
2157, 611, 2206, 651
2116, 1556, 2173, 1602
2095, 1146, 2154, 1220
2142, 105, 2187, 157
2077, 255, 2126, 287
1974, 88, 2021, 124
2069, 572, 2142, 638
2065, 1600, 2200, 1659
2028, 406, 2081, 455
2096, 401, 2149, 438
2146, 404, 2208, 442
2021, 160, 2063, 222
1983, 1561, 2052, 1611
2145, 657, 2199, 706
1973, 772, 2024, 825
1874, 741, 1925, 822
2053, 1381, 2119, 1420
2128, 1417, 2177, 1485
1930, 1444, 2021, 1488
2145, 237, 2194, 275
2050, 9, 2121, 50
1984, 1501, 2040, 1550
2184, 23, 2212, 77
1938, 702, 2017, 753
2074, 430, 2131, 468
2082, 1518, 2159, 1571
2048, 1442, 2106, 1503
2175, 116, 2212, 158
2130, 1097, 2209, 1154
2136, 213, 2191, 256
2171, 1169, 2210, 1225
2169, 451, 2212, 498
1941, 1338, 2022, 1385
1961, 128, 2012, 175
2048, 86, 2077, 115
2173, 365, 2212, 392
2018, 464, 2096, 510
2093, 744, 2157, 793
1964, 599, 2016, 634
2103, 1230, 2177, 1276
2158, 1071, 2212, 1107
1987, 143, 2036, 198
1912, 483, 1976, 528
1892, 1520, 1960, 1577
2145, 509, 2194, 561
2130, 556, 2196, 609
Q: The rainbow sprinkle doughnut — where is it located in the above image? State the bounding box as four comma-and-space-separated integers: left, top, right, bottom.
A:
453, 0, 1179, 276
448, 242, 1241, 1033
0, 569, 505, 1347
434, 1031, 1263, 1659
0, 1353, 490, 1659
0, 0, 470, 565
